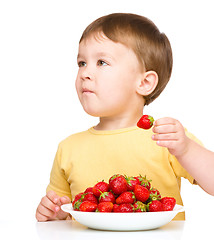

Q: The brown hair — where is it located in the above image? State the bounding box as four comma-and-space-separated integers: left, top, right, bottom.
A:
80, 13, 173, 105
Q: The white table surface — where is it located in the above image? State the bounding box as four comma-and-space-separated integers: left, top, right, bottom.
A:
0, 217, 213, 240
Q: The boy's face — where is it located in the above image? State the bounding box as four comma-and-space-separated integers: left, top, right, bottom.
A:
75, 34, 144, 118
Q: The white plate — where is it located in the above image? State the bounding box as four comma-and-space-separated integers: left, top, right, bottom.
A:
61, 203, 184, 231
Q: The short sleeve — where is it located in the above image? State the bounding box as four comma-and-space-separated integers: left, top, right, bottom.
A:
169, 154, 195, 184
169, 129, 203, 185
46, 144, 72, 199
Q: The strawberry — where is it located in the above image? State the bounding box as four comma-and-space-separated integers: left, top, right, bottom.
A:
137, 115, 154, 129
117, 203, 134, 212
92, 181, 109, 197
96, 202, 113, 212
109, 175, 128, 195
149, 188, 161, 201
73, 192, 98, 210
72, 193, 85, 210
125, 175, 140, 191
82, 193, 98, 204
116, 191, 136, 204
99, 191, 115, 203
113, 204, 120, 212
79, 201, 97, 212
84, 187, 94, 194
147, 200, 163, 212
133, 201, 147, 212
138, 175, 152, 190
134, 184, 150, 202
109, 174, 124, 184
72, 192, 84, 206
160, 197, 176, 211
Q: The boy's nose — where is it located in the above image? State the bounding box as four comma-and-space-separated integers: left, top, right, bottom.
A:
81, 67, 93, 81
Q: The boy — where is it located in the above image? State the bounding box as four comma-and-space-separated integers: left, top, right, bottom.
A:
36, 13, 214, 221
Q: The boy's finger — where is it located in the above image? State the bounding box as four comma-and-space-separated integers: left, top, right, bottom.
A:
152, 132, 177, 141
36, 211, 49, 222
154, 117, 176, 126
46, 190, 60, 204
153, 124, 177, 134
37, 203, 57, 219
156, 140, 176, 150
41, 196, 60, 212
60, 196, 71, 204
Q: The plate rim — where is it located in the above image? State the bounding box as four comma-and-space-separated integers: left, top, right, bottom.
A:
61, 203, 184, 214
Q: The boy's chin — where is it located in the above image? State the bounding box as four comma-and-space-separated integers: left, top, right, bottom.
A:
83, 108, 101, 117
84, 108, 111, 118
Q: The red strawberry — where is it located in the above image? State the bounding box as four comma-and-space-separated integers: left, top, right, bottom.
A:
113, 204, 120, 212
79, 201, 97, 212
109, 175, 128, 195
116, 191, 136, 204
117, 203, 134, 212
72, 192, 84, 206
92, 181, 109, 197
138, 175, 152, 190
137, 115, 154, 129
109, 174, 124, 183
149, 188, 161, 201
96, 202, 113, 212
82, 193, 98, 204
133, 201, 147, 212
125, 176, 140, 191
72, 192, 85, 210
84, 187, 94, 194
160, 197, 176, 211
99, 191, 115, 203
147, 200, 163, 212
134, 184, 150, 202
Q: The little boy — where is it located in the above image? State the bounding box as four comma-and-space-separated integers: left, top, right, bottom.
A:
36, 13, 214, 221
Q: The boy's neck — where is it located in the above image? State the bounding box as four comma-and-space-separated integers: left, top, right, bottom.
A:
94, 113, 143, 131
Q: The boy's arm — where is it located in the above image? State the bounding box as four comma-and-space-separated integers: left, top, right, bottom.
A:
152, 117, 214, 196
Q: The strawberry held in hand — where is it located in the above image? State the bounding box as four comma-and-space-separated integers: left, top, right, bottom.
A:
137, 115, 154, 129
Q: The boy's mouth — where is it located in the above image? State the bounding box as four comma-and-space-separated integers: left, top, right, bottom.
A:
82, 88, 94, 94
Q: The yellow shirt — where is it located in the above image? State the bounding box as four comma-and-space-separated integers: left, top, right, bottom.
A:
46, 126, 201, 220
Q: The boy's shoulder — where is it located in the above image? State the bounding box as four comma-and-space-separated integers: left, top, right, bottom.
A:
59, 129, 90, 147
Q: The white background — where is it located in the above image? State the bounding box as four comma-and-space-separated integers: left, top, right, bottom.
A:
0, 0, 213, 224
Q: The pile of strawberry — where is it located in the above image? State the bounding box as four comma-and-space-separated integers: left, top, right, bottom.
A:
72, 174, 176, 213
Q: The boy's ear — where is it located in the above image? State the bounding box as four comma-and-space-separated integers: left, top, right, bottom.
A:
136, 71, 158, 96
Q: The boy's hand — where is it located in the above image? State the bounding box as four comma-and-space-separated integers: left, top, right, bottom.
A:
36, 190, 71, 222
152, 117, 191, 158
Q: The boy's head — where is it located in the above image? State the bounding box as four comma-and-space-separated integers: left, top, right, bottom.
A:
79, 13, 173, 105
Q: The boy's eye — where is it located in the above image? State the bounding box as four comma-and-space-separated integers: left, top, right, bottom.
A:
78, 61, 86, 67
97, 60, 108, 66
